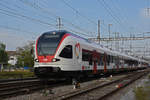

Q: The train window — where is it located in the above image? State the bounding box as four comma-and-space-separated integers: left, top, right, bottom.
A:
59, 45, 72, 58
82, 49, 93, 65
115, 57, 119, 64
98, 54, 101, 65
107, 55, 111, 65
109, 56, 113, 63
89, 57, 92, 65
100, 54, 104, 66
113, 56, 116, 63
112, 56, 115, 63
82, 51, 89, 61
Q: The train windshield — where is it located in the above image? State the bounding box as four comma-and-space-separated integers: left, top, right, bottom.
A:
37, 31, 66, 55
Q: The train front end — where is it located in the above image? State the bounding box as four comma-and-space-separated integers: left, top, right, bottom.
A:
34, 30, 69, 79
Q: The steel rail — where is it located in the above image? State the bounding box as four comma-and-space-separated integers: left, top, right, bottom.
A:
0, 77, 38, 83
54, 69, 150, 100
0, 78, 65, 99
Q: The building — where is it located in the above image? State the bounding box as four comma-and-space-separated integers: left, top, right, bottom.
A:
7, 51, 18, 66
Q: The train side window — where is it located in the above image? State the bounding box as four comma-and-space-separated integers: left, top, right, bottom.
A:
89, 54, 92, 65
107, 55, 110, 65
82, 49, 93, 65
59, 45, 72, 58
98, 54, 101, 65
82, 50, 89, 61
111, 56, 114, 63
100, 54, 104, 66
109, 55, 112, 63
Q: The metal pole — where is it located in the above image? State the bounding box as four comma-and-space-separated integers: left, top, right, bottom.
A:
108, 24, 112, 39
115, 32, 116, 51
108, 24, 112, 48
57, 17, 63, 30
97, 20, 100, 44
117, 32, 120, 51
58, 17, 61, 30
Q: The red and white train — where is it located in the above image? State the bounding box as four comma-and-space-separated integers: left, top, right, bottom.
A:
34, 30, 148, 79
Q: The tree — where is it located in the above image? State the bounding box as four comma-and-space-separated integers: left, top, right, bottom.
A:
0, 43, 8, 71
0, 43, 5, 51
0, 50, 8, 64
16, 41, 34, 68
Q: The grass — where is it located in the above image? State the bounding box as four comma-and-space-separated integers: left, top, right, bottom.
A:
0, 70, 34, 79
134, 87, 148, 100
134, 74, 150, 100
148, 74, 150, 79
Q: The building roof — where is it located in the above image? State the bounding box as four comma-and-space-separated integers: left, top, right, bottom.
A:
6, 51, 18, 56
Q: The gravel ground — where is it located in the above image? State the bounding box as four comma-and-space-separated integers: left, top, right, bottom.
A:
3, 74, 127, 100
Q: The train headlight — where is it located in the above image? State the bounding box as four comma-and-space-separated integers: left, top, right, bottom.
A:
34, 59, 39, 62
52, 58, 60, 62
52, 58, 56, 62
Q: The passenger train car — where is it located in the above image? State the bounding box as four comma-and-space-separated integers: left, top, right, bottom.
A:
34, 30, 148, 79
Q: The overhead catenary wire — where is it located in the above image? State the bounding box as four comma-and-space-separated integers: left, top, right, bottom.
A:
19, 0, 95, 37
97, 0, 130, 35
97, 0, 122, 25
61, 0, 97, 25
63, 26, 93, 37
110, 0, 129, 24
0, 10, 94, 38
102, 0, 123, 24
18, 0, 58, 22
0, 8, 57, 28
61, 0, 105, 36
38, 0, 97, 36
110, 0, 142, 34
0, 24, 38, 40
0, 0, 100, 37
0, 0, 84, 36
0, 0, 57, 23
60, 0, 109, 35
0, 25, 35, 34
0, 11, 92, 38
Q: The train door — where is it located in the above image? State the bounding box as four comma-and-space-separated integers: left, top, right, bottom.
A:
103, 53, 107, 72
75, 43, 82, 66
92, 50, 100, 74
58, 42, 75, 70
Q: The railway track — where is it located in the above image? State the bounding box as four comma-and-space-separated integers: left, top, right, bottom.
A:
51, 69, 150, 100
0, 78, 65, 99
0, 69, 149, 100
0, 77, 38, 83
